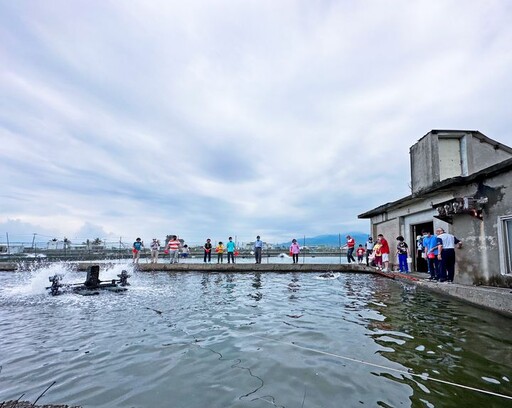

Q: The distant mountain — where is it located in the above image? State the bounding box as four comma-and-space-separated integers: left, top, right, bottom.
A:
278, 232, 370, 248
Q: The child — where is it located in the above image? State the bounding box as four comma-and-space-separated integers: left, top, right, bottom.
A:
396, 236, 409, 273
289, 239, 300, 264
216, 241, 225, 263
356, 244, 365, 264
372, 242, 383, 270
181, 244, 190, 260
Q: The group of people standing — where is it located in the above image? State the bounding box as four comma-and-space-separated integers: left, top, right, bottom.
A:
340, 234, 393, 271
132, 235, 300, 265
418, 228, 461, 283
364, 235, 391, 272
133, 231, 460, 280
203, 237, 238, 264
132, 236, 189, 264
132, 235, 259, 264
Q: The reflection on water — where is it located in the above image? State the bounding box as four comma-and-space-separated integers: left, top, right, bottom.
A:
0, 265, 511, 408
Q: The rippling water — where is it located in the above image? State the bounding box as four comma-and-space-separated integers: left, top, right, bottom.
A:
1, 263, 511, 407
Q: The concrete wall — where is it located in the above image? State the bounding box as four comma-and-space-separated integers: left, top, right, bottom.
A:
410, 133, 439, 194
410, 131, 512, 195
368, 168, 512, 282
467, 134, 512, 175
451, 170, 512, 284
369, 192, 456, 268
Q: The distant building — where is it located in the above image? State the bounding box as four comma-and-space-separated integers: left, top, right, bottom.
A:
359, 130, 512, 284
245, 241, 272, 250
47, 240, 66, 250
0, 244, 24, 255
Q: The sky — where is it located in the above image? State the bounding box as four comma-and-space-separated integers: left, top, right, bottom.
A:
1, 0, 512, 246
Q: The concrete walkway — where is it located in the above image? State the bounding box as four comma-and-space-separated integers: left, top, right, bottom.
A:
381, 270, 512, 318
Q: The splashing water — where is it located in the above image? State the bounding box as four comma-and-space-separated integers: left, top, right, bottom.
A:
2, 261, 138, 298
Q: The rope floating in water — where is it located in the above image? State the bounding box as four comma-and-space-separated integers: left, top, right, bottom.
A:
250, 334, 512, 401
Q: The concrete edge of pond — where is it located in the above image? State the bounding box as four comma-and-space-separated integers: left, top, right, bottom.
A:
1, 262, 511, 317
391, 272, 512, 318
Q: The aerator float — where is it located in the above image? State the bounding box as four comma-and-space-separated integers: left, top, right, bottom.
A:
47, 265, 130, 296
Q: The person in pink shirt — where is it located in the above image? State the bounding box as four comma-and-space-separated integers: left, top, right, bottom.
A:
377, 234, 390, 272
289, 239, 300, 264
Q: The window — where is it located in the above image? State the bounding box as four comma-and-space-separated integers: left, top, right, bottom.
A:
438, 138, 463, 180
498, 215, 512, 274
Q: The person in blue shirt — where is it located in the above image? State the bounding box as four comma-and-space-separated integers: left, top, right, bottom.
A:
422, 230, 442, 281
226, 237, 236, 264
132, 237, 144, 264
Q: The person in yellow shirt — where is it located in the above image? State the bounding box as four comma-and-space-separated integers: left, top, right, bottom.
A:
372, 242, 383, 270
216, 241, 225, 264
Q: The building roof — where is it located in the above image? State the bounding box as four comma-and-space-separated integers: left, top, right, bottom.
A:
414, 129, 512, 154
358, 156, 512, 219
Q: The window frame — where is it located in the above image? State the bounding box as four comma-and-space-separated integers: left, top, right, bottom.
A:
497, 215, 512, 275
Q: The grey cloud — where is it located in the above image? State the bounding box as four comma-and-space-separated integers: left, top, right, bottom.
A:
1, 1, 512, 243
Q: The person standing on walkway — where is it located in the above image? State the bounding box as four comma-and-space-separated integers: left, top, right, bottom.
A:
254, 236, 263, 264
372, 241, 383, 269
216, 241, 225, 263
423, 230, 441, 281
436, 228, 461, 283
167, 235, 181, 264
289, 239, 300, 264
343, 235, 357, 264
226, 237, 236, 264
181, 244, 190, 260
356, 244, 365, 264
132, 238, 144, 264
377, 234, 390, 272
416, 235, 428, 272
203, 238, 212, 263
150, 238, 160, 263
396, 236, 409, 273
365, 237, 374, 266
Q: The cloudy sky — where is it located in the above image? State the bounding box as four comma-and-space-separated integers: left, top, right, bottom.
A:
1, 0, 511, 245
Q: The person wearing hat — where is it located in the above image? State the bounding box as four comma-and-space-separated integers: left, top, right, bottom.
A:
254, 236, 263, 264
150, 238, 160, 263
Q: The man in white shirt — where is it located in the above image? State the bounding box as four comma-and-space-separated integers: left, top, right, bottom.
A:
150, 238, 160, 263
436, 228, 462, 283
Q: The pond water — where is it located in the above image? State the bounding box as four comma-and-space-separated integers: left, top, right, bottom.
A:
0, 264, 511, 407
